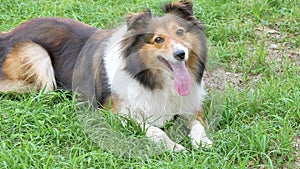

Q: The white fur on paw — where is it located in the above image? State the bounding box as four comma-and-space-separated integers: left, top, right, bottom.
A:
146, 126, 186, 151
173, 143, 186, 152
191, 136, 213, 149
162, 140, 186, 152
189, 121, 212, 149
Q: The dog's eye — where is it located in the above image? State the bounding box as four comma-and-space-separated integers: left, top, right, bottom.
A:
176, 28, 184, 36
154, 37, 164, 44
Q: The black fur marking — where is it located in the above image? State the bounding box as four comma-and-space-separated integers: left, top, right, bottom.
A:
122, 33, 163, 90
187, 24, 207, 84
72, 30, 113, 107
195, 57, 206, 84
162, 0, 194, 17
126, 9, 152, 31
163, 0, 205, 33
123, 10, 166, 91
0, 34, 9, 77
95, 40, 112, 106
191, 27, 207, 84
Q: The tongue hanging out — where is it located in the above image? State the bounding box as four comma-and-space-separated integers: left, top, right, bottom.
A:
170, 62, 192, 96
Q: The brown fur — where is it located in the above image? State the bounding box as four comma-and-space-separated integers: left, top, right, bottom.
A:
103, 94, 122, 114
196, 111, 208, 128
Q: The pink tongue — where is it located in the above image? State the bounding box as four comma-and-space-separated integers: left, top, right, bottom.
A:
171, 62, 192, 96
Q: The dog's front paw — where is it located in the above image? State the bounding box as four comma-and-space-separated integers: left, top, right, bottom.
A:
162, 141, 186, 152
189, 120, 212, 149
146, 125, 186, 152
173, 143, 186, 152
191, 136, 213, 149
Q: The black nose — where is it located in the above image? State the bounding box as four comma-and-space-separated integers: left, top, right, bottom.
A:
173, 50, 185, 61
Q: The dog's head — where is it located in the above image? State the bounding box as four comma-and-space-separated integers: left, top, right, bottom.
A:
122, 0, 207, 96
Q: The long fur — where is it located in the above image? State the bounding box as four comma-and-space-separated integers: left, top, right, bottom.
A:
0, 0, 212, 151
2, 42, 56, 92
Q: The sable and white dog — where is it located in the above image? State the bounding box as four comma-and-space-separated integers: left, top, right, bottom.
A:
0, 0, 212, 151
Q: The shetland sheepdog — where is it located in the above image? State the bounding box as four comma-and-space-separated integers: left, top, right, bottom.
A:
0, 0, 212, 151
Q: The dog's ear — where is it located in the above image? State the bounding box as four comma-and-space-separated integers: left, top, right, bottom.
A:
162, 0, 194, 19
163, 0, 204, 31
126, 9, 152, 31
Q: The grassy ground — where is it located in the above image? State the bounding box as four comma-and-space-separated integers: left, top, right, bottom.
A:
0, 0, 299, 168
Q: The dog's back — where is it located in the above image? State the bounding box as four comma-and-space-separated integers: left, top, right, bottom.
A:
0, 18, 98, 92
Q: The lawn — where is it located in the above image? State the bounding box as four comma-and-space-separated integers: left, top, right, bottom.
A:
0, 0, 299, 168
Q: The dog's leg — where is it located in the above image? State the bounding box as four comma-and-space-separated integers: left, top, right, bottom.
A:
1, 42, 56, 93
111, 112, 186, 152
144, 123, 186, 152
114, 108, 186, 151
188, 117, 212, 149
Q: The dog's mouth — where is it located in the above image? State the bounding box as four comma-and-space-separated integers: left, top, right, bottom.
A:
158, 56, 173, 72
157, 56, 192, 96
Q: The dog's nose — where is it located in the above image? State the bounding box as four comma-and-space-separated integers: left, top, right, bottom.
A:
173, 50, 185, 61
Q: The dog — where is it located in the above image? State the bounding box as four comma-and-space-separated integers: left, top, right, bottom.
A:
0, 0, 212, 151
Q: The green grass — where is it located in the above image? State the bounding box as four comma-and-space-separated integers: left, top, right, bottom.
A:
0, 0, 299, 168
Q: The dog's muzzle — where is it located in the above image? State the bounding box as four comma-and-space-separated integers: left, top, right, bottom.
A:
173, 50, 185, 61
